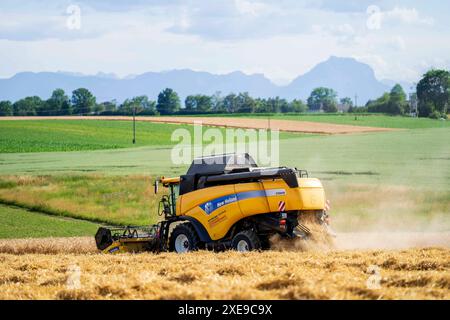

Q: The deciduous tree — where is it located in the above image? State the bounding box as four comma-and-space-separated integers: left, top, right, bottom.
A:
0, 101, 13, 116
417, 69, 450, 118
72, 88, 96, 115
156, 88, 180, 115
307, 87, 338, 113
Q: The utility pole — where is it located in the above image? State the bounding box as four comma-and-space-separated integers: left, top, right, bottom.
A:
132, 106, 136, 144
354, 94, 358, 108
410, 84, 418, 117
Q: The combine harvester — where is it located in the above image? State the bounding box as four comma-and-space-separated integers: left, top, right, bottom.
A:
95, 153, 334, 253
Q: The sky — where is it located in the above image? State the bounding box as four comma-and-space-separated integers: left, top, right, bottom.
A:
0, 0, 449, 85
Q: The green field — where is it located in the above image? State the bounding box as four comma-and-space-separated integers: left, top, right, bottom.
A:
0, 120, 301, 153
0, 204, 98, 238
0, 175, 160, 226
0, 120, 200, 153
0, 116, 449, 236
1, 126, 448, 187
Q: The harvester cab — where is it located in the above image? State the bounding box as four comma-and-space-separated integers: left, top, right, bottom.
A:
95, 153, 334, 254
156, 177, 180, 218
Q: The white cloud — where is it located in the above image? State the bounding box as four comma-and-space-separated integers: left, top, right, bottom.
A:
177, 7, 191, 31
234, 0, 272, 16
392, 36, 406, 50
314, 23, 356, 36
382, 7, 434, 26
0, 0, 448, 86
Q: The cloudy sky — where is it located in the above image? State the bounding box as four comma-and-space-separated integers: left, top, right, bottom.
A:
0, 0, 449, 84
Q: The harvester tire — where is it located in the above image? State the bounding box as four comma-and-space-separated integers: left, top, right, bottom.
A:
231, 230, 261, 252
95, 227, 113, 251
169, 223, 199, 253
259, 235, 271, 250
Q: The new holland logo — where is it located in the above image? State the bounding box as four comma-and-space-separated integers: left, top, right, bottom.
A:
200, 194, 238, 215
199, 189, 287, 215
204, 202, 212, 213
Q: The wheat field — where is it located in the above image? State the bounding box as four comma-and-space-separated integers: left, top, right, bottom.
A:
0, 237, 448, 300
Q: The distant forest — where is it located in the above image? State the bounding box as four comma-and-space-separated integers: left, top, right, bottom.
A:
0, 69, 448, 119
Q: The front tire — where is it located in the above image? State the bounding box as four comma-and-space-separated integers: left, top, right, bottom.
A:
169, 223, 199, 253
231, 230, 261, 252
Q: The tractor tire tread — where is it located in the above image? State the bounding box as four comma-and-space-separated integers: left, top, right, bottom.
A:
232, 229, 261, 251
169, 222, 200, 252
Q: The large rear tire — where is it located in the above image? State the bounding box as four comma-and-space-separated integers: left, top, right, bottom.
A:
231, 230, 261, 252
169, 223, 199, 253
259, 235, 271, 250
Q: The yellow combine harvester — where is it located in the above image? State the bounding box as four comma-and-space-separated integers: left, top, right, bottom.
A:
95, 153, 334, 253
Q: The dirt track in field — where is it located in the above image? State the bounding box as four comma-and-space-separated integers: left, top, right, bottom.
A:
0, 116, 395, 134
0, 234, 448, 300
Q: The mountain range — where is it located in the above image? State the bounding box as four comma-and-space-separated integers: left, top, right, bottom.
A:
0, 56, 412, 105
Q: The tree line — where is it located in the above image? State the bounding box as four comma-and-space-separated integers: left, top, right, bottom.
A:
0, 87, 323, 116
0, 69, 448, 118
359, 69, 449, 119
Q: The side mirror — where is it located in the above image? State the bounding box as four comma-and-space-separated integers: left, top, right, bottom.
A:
154, 180, 159, 194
